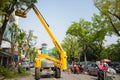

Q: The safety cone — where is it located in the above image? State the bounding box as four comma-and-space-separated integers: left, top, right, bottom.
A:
68, 68, 71, 74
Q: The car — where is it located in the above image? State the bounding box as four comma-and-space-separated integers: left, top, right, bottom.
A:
86, 62, 98, 75
21, 61, 30, 70
81, 61, 95, 71
115, 65, 120, 73
107, 62, 120, 73
30, 61, 34, 68
86, 62, 117, 76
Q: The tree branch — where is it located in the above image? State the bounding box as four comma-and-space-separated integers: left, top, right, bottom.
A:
0, 4, 15, 46
95, 5, 120, 36
108, 11, 120, 21
109, 17, 120, 36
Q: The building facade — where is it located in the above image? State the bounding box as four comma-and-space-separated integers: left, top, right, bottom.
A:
0, 11, 19, 67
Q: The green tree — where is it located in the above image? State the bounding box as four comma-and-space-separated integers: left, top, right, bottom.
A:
17, 30, 26, 59
91, 14, 108, 60
29, 47, 38, 61
0, 0, 37, 46
66, 19, 94, 61
51, 47, 59, 58
66, 18, 108, 61
9, 23, 20, 55
8, 26, 26, 68
9, 25, 37, 65
62, 34, 80, 61
24, 30, 37, 58
94, 0, 120, 36
101, 40, 120, 62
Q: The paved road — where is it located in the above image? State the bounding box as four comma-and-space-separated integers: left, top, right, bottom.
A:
57, 71, 97, 80
4, 68, 120, 80
7, 72, 97, 80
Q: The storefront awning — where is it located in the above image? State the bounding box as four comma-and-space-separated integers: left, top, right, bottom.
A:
1, 40, 11, 48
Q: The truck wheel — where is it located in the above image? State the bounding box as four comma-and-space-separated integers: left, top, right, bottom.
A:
35, 68, 40, 80
54, 68, 61, 78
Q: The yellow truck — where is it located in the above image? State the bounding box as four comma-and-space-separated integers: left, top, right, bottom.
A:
15, 4, 67, 80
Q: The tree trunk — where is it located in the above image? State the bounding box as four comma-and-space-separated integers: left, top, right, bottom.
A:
0, 4, 14, 46
83, 46, 88, 62
84, 52, 87, 62
25, 45, 31, 58
0, 16, 9, 47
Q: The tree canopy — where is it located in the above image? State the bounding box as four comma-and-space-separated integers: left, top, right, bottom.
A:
0, 0, 37, 46
94, 0, 120, 36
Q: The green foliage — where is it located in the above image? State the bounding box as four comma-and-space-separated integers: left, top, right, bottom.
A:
0, 0, 10, 14
0, 0, 38, 47
0, 0, 37, 15
94, 0, 120, 36
30, 47, 38, 61
62, 34, 80, 59
0, 66, 13, 78
0, 66, 17, 78
66, 19, 97, 61
92, 14, 109, 37
9, 23, 37, 60
65, 17, 109, 61
91, 14, 111, 60
101, 39, 120, 62
94, 0, 120, 17
91, 12, 120, 61
24, 30, 37, 58
51, 47, 59, 58
62, 0, 120, 62
0, 66, 30, 78
9, 23, 21, 45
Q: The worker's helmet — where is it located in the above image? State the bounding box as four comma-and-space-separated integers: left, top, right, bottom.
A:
103, 63, 108, 67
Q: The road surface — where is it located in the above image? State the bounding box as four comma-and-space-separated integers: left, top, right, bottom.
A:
4, 68, 120, 80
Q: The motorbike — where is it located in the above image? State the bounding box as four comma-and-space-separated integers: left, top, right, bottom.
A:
98, 67, 116, 80
105, 67, 116, 80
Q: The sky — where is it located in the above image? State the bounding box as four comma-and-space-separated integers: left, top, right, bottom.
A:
18, 0, 118, 49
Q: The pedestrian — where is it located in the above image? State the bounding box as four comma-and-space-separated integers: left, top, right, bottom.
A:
79, 64, 83, 73
75, 65, 80, 74
72, 61, 77, 74
18, 63, 22, 73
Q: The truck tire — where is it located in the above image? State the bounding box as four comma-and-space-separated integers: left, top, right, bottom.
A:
35, 68, 40, 80
54, 67, 61, 78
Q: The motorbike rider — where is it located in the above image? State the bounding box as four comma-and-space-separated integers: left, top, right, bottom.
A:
98, 61, 108, 80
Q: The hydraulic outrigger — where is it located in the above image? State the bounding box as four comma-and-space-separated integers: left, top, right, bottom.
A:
15, 4, 67, 80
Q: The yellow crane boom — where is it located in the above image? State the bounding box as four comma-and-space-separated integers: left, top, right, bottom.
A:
15, 4, 67, 80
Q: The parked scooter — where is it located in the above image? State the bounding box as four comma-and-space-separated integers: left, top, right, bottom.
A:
98, 67, 116, 80
105, 67, 116, 80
